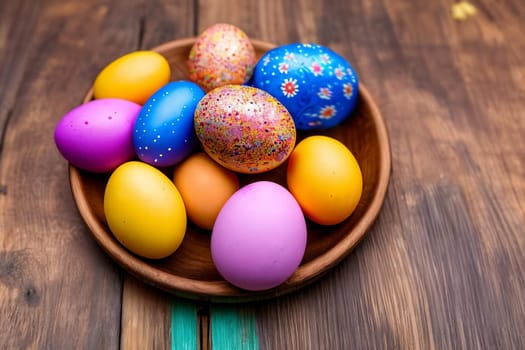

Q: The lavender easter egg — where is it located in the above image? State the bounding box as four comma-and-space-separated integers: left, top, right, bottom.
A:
194, 85, 296, 174
54, 98, 141, 173
251, 43, 359, 130
211, 181, 307, 291
133, 81, 205, 167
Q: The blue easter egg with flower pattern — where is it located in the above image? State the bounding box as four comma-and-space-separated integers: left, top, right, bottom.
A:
251, 43, 359, 130
133, 81, 205, 167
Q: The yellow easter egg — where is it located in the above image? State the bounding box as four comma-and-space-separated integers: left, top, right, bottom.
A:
93, 51, 171, 105
104, 161, 186, 259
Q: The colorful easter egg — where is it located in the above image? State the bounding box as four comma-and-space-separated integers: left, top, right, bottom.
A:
54, 98, 141, 173
173, 153, 240, 230
104, 161, 186, 259
211, 181, 307, 291
251, 43, 359, 130
194, 85, 296, 174
133, 81, 205, 167
93, 51, 171, 105
287, 136, 363, 225
188, 23, 256, 92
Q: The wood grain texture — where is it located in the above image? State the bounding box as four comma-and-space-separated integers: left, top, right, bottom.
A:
171, 298, 199, 350
210, 305, 259, 350
120, 277, 172, 350
197, 0, 525, 349
0, 0, 132, 348
0, 0, 42, 156
2, 0, 525, 349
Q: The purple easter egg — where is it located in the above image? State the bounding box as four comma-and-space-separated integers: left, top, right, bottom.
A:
54, 98, 141, 173
211, 181, 307, 291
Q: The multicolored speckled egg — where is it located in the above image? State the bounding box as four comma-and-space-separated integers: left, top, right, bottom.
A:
188, 23, 256, 92
194, 85, 296, 174
251, 43, 359, 130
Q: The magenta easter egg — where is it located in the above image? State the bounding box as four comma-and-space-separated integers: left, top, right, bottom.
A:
54, 98, 141, 173
194, 85, 296, 174
211, 181, 307, 291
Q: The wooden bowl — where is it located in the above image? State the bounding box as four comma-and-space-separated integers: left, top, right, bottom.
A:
69, 38, 391, 302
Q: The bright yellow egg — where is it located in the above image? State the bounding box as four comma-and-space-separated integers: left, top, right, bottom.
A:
93, 51, 171, 105
286, 136, 363, 225
104, 161, 186, 259
173, 153, 239, 230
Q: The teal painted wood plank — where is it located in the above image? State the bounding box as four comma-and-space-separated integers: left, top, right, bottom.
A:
171, 299, 198, 350
210, 305, 260, 350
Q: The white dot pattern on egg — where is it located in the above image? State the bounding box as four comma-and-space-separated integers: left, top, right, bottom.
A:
133, 81, 205, 167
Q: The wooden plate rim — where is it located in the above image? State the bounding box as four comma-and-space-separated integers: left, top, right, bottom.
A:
69, 38, 392, 302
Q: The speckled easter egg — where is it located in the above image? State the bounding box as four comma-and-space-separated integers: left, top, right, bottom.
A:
194, 85, 296, 174
251, 43, 359, 130
133, 81, 205, 167
188, 23, 256, 92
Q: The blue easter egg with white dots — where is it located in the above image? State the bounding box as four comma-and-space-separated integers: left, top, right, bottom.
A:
133, 81, 205, 167
251, 43, 359, 130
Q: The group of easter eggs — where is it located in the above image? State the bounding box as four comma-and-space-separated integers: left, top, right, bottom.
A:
54, 24, 363, 291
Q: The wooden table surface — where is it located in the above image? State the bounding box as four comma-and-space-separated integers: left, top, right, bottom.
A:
1, 0, 524, 348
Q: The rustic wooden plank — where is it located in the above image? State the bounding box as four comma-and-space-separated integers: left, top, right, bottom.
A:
138, 0, 195, 47
2, 0, 525, 349
116, 1, 196, 349
0, 0, 42, 155
196, 0, 525, 349
195, 0, 321, 44
0, 0, 150, 347
209, 305, 259, 350
120, 275, 173, 349
171, 298, 199, 350
0, 0, 198, 347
